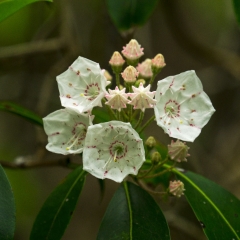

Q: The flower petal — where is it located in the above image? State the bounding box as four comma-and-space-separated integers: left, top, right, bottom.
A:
43, 109, 92, 155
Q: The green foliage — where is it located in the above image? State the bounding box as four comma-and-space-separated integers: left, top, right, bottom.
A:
0, 101, 43, 126
106, 0, 159, 31
30, 167, 87, 240
173, 168, 240, 239
233, 0, 240, 26
0, 165, 15, 240
97, 181, 170, 240
0, 0, 52, 23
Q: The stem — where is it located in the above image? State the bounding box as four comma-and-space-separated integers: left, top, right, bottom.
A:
116, 73, 120, 88
149, 73, 157, 86
137, 179, 166, 195
0, 158, 80, 169
138, 164, 155, 179
143, 164, 176, 179
134, 111, 144, 129
138, 115, 155, 134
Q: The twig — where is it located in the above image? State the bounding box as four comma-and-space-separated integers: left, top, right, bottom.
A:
0, 158, 79, 169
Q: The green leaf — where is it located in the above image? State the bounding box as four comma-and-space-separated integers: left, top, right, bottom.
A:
97, 181, 170, 240
30, 166, 87, 240
0, 0, 52, 23
233, 0, 240, 26
172, 168, 240, 239
0, 164, 15, 240
0, 101, 43, 126
106, 0, 159, 31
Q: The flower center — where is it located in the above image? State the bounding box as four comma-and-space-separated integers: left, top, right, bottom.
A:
66, 123, 86, 151
109, 141, 127, 161
82, 83, 100, 101
164, 100, 180, 118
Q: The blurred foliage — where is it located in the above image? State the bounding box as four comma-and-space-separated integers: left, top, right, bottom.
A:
106, 0, 159, 32
233, 0, 240, 26
0, 0, 52, 24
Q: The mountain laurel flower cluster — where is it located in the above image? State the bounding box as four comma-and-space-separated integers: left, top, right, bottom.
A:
43, 39, 215, 190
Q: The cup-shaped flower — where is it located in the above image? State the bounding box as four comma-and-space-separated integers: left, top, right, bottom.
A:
105, 86, 129, 111
57, 57, 110, 113
122, 39, 144, 60
136, 58, 153, 78
121, 66, 139, 83
83, 121, 145, 182
128, 83, 156, 112
169, 180, 185, 198
154, 70, 215, 142
43, 108, 93, 155
168, 139, 190, 162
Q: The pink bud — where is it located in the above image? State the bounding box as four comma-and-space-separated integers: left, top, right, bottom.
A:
109, 51, 125, 66
169, 180, 185, 197
122, 39, 144, 60
121, 66, 139, 83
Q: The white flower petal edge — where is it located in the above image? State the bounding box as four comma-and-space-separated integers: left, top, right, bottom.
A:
43, 108, 93, 155
57, 56, 110, 113
83, 121, 145, 182
154, 70, 215, 142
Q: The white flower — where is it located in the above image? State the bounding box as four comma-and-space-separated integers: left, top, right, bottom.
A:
154, 70, 215, 142
105, 86, 129, 111
128, 83, 156, 112
57, 57, 110, 113
83, 121, 145, 182
43, 108, 93, 155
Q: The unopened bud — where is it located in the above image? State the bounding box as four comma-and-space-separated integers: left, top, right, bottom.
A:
136, 59, 153, 78
122, 39, 144, 66
135, 79, 146, 87
109, 51, 125, 74
169, 180, 185, 197
151, 152, 161, 165
145, 136, 156, 148
103, 70, 112, 81
121, 66, 139, 83
151, 54, 166, 75
168, 139, 190, 162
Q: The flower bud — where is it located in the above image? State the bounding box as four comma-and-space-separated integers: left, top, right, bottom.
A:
122, 39, 144, 60
109, 51, 125, 74
145, 136, 156, 148
136, 59, 153, 78
121, 66, 139, 83
135, 79, 146, 87
151, 152, 161, 165
168, 140, 190, 162
151, 54, 166, 75
169, 180, 185, 197
103, 70, 112, 81
122, 39, 144, 66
